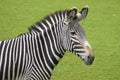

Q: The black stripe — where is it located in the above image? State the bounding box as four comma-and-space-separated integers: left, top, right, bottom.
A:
14, 38, 20, 79
0, 41, 3, 79
36, 37, 50, 79
0, 41, 4, 57
33, 35, 47, 78
44, 22, 59, 67
75, 51, 85, 53
39, 34, 51, 76
5, 40, 12, 79
51, 14, 56, 23
1, 41, 8, 80
36, 22, 44, 30
10, 39, 15, 80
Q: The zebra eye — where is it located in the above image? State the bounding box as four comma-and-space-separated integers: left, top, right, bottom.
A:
63, 22, 67, 25
63, 20, 68, 25
63, 22, 68, 25
71, 31, 76, 35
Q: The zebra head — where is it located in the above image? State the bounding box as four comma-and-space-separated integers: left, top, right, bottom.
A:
62, 6, 94, 65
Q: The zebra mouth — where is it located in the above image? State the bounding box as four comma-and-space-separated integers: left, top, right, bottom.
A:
75, 51, 94, 65
82, 55, 95, 65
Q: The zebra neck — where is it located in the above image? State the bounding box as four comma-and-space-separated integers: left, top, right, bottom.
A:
27, 31, 66, 77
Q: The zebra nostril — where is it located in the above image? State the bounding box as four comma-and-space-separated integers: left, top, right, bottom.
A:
87, 56, 90, 59
88, 55, 95, 61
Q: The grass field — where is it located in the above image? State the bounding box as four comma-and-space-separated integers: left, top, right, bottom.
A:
0, 0, 120, 80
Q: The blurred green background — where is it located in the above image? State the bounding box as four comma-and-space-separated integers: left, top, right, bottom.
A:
0, 0, 120, 80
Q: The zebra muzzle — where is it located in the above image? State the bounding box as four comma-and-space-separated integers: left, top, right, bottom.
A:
82, 55, 95, 65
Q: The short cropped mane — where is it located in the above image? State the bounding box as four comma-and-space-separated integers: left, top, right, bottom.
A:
29, 9, 69, 32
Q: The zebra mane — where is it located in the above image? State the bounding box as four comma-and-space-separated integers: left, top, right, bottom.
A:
28, 9, 69, 32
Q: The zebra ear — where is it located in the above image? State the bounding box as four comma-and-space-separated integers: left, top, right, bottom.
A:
67, 7, 77, 20
77, 6, 89, 21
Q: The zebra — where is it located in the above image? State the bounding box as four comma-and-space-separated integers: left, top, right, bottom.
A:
0, 6, 95, 80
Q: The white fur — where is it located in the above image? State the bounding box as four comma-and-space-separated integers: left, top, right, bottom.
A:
76, 13, 82, 20
84, 40, 92, 55
71, 6, 77, 9
76, 13, 81, 17
84, 5, 89, 8
84, 41, 91, 48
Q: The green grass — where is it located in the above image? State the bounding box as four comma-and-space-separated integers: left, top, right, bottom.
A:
0, 0, 120, 80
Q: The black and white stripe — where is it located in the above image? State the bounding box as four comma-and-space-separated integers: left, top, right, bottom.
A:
0, 10, 68, 80
0, 7, 94, 80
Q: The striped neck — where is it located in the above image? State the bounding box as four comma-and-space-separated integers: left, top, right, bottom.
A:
28, 10, 68, 55
26, 11, 69, 75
